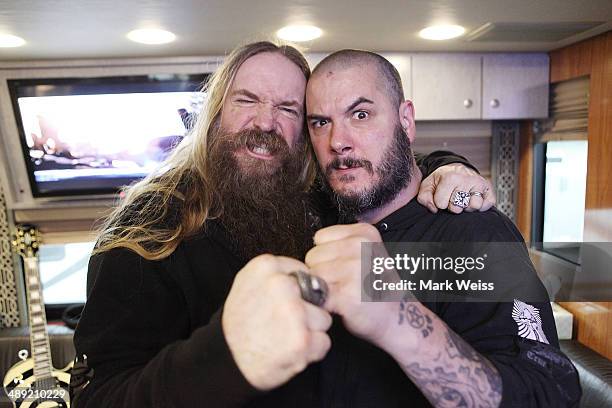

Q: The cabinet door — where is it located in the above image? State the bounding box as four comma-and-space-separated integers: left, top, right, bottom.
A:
482, 54, 549, 119
381, 53, 412, 100
412, 54, 481, 120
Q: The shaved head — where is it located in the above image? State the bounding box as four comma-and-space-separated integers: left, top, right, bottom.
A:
311, 49, 405, 108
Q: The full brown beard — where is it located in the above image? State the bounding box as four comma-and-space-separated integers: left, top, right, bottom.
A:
208, 126, 314, 261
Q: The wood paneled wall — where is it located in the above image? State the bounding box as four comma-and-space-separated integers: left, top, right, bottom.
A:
549, 31, 612, 358
516, 121, 534, 240
557, 302, 612, 359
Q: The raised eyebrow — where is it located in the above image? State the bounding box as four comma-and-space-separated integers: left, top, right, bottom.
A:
345, 97, 374, 114
306, 114, 331, 122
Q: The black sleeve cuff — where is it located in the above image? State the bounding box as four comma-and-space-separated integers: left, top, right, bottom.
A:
490, 340, 581, 407
416, 150, 480, 177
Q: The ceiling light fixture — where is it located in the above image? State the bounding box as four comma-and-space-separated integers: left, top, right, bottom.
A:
127, 28, 176, 45
276, 25, 322, 42
419, 25, 465, 41
0, 34, 26, 48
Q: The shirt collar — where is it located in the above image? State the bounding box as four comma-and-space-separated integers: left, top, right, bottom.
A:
373, 199, 430, 235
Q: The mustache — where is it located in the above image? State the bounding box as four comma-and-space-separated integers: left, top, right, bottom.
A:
223, 128, 289, 155
325, 156, 374, 176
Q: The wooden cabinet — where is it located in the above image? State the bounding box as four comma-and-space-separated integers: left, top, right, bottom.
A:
412, 54, 481, 120
482, 54, 549, 119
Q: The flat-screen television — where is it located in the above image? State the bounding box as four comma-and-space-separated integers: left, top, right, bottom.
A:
8, 73, 208, 197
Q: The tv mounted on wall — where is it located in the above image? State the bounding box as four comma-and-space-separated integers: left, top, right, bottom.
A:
8, 73, 208, 198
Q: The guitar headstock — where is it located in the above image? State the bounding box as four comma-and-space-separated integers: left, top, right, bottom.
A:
12, 224, 41, 259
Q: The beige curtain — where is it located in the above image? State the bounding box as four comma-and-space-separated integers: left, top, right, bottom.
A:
538, 76, 589, 142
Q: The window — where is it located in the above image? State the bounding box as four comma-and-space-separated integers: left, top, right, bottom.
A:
543, 140, 588, 242
533, 140, 589, 265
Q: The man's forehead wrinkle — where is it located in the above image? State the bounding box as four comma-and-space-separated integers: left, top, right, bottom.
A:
230, 82, 304, 108
232, 53, 306, 101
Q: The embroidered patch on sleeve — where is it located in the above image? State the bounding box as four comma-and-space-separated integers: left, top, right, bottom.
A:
512, 299, 549, 344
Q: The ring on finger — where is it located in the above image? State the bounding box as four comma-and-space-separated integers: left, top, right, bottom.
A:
289, 270, 329, 307
451, 190, 470, 209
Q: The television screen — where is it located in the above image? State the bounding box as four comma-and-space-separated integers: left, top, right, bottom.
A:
8, 74, 208, 197
38, 241, 95, 305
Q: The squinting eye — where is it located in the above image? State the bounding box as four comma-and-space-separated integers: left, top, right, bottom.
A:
236, 99, 255, 104
353, 111, 369, 120
280, 107, 299, 116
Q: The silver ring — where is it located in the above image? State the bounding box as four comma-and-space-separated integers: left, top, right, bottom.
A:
289, 270, 328, 307
451, 190, 470, 209
469, 191, 484, 198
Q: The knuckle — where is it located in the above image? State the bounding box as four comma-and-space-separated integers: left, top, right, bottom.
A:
304, 249, 316, 266
322, 333, 332, 352
322, 313, 333, 330
434, 194, 449, 207
254, 253, 276, 268
313, 229, 324, 243
292, 356, 308, 373
359, 224, 381, 241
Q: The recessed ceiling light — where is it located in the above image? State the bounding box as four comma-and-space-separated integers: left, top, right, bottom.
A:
276, 25, 322, 42
0, 34, 26, 48
419, 25, 465, 41
127, 28, 176, 45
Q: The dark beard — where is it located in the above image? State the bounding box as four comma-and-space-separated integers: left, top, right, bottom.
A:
208, 127, 314, 260
321, 124, 414, 223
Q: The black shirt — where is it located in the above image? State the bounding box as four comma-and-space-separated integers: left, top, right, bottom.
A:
321, 199, 581, 407
72, 153, 580, 407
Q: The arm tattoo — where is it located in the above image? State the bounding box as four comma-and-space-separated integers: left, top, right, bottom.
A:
399, 301, 434, 337
398, 303, 502, 407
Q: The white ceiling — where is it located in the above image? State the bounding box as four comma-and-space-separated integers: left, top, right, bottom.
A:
0, 0, 611, 61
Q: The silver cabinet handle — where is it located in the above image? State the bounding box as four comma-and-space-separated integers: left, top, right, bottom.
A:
463, 99, 473, 108
490, 99, 500, 108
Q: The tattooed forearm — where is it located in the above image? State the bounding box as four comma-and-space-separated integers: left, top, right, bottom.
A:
396, 302, 502, 408
399, 301, 434, 337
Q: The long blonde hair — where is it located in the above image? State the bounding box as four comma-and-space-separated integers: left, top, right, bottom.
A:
94, 41, 315, 260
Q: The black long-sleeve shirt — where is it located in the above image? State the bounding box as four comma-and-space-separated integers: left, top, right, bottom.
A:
320, 199, 581, 407
72, 152, 578, 407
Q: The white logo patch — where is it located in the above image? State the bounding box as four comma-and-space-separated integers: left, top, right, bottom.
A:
512, 299, 549, 344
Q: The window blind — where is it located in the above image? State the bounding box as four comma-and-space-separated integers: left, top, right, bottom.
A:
539, 76, 589, 142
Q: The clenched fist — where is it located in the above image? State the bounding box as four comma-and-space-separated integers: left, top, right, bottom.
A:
418, 163, 495, 214
305, 224, 398, 347
222, 254, 332, 391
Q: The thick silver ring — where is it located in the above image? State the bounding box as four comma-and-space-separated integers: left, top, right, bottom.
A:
469, 191, 484, 198
289, 270, 328, 307
451, 190, 470, 209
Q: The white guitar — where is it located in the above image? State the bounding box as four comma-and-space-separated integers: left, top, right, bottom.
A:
3, 225, 71, 407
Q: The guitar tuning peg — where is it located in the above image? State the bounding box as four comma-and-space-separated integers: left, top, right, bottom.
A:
18, 349, 29, 360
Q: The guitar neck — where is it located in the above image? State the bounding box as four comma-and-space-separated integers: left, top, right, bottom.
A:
23, 257, 54, 381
